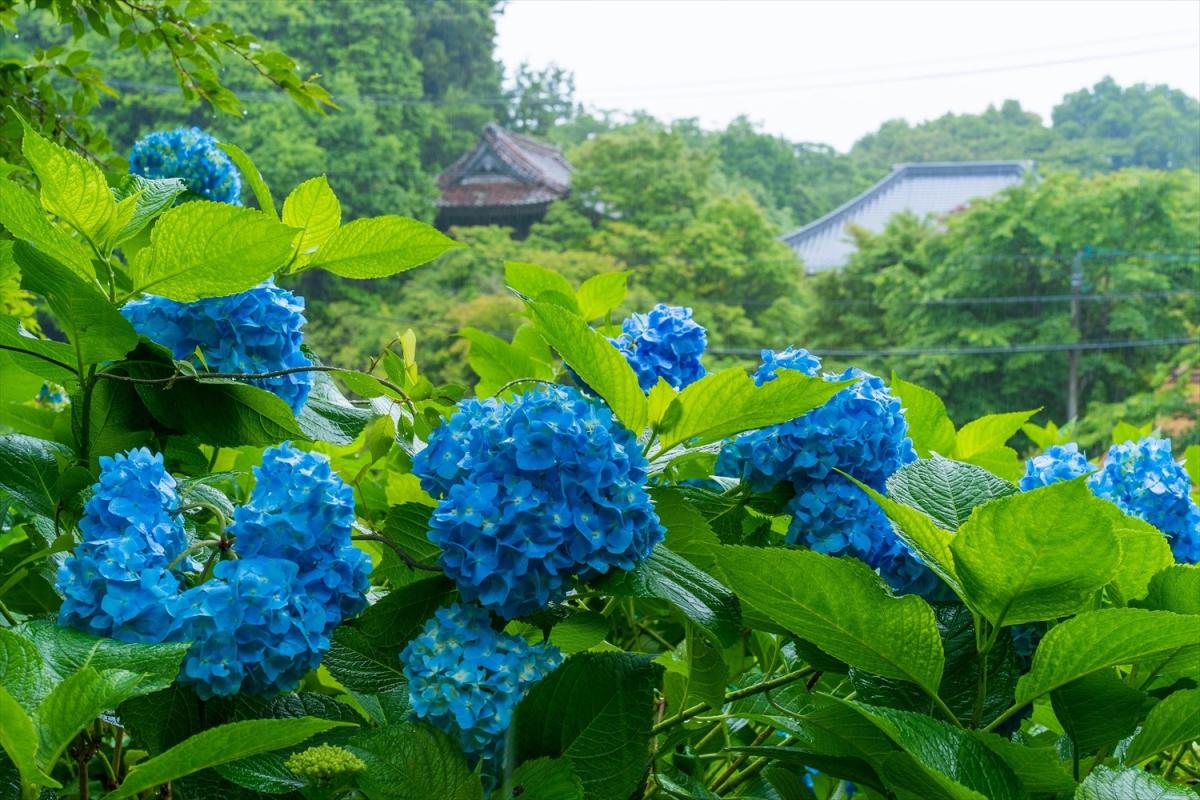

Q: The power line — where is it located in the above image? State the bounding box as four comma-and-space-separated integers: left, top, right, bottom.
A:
585, 29, 1200, 96
709, 336, 1197, 359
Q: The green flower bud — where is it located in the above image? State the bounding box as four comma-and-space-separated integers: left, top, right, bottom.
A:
284, 744, 366, 783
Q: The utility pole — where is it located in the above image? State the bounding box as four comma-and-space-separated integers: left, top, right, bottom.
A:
1067, 250, 1083, 421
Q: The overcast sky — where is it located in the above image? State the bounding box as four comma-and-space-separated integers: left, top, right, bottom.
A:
495, 0, 1200, 151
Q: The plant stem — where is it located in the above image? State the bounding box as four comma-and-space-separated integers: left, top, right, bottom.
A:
78, 366, 98, 464
351, 534, 442, 572
710, 726, 773, 792
0, 599, 17, 626
1163, 743, 1188, 779
652, 667, 814, 734
971, 646, 989, 728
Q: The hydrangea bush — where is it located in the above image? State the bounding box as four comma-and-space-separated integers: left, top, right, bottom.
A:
1, 124, 1197, 800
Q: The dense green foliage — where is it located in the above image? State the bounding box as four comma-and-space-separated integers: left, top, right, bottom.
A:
1, 117, 1200, 800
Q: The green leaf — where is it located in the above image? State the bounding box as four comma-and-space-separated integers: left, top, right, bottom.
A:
294, 373, 374, 444
219, 142, 277, 219
349, 722, 482, 800
952, 409, 1039, 460
128, 357, 305, 447
351, 575, 456, 654
524, 299, 647, 432
1184, 445, 1200, 488
0, 179, 96, 281
950, 479, 1121, 626
0, 629, 43, 710
1124, 688, 1200, 765
323, 628, 409, 694
853, 480, 960, 595
506, 261, 581, 313
598, 545, 741, 647
1109, 516, 1175, 602
22, 120, 115, 242
548, 611, 610, 654
885, 456, 1017, 530
515, 652, 660, 800
970, 731, 1074, 795
15, 242, 138, 365
0, 316, 77, 381
891, 373, 956, 457
308, 216, 460, 279
850, 604, 1018, 729
0, 434, 72, 518
1051, 669, 1148, 754
655, 367, 848, 453
1138, 565, 1200, 615
718, 545, 945, 702
496, 757, 583, 800
844, 701, 1026, 800
1015, 608, 1200, 706
16, 620, 189, 702
1075, 765, 1198, 800
103, 717, 351, 800
111, 174, 185, 244
281, 175, 340, 267
0, 684, 59, 791
34, 667, 147, 769
460, 326, 553, 397
129, 201, 298, 301
577, 271, 630, 320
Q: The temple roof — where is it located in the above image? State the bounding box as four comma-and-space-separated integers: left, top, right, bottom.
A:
782, 161, 1034, 273
437, 124, 572, 210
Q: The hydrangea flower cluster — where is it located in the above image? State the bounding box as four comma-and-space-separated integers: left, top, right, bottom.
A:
717, 348, 936, 596
611, 304, 707, 391
285, 744, 366, 783
122, 280, 314, 413
57, 448, 187, 643
56, 445, 369, 698
171, 443, 371, 697
401, 603, 561, 760
35, 382, 69, 409
1018, 443, 1096, 491
130, 126, 242, 204
1019, 436, 1200, 563
413, 385, 664, 618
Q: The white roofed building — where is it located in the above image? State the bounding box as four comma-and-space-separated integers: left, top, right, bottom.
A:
782, 161, 1034, 273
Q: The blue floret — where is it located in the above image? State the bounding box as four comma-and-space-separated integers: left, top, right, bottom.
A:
130, 127, 241, 204
401, 603, 561, 760
122, 280, 314, 413
611, 304, 707, 391
413, 385, 665, 618
717, 350, 931, 595
1018, 443, 1096, 491
57, 448, 187, 643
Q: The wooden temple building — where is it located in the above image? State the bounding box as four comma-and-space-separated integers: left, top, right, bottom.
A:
435, 124, 573, 235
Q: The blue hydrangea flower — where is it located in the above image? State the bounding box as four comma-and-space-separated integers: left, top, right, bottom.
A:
611, 304, 707, 391
130, 127, 241, 204
56, 448, 187, 643
401, 603, 561, 760
122, 280, 314, 413
58, 445, 370, 699
413, 386, 665, 618
1020, 437, 1200, 564
35, 383, 68, 409
717, 351, 930, 595
228, 442, 370, 626
1089, 437, 1200, 563
1018, 443, 1096, 491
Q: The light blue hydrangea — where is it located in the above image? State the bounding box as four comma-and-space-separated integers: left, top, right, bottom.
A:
1089, 437, 1200, 563
1020, 436, 1200, 564
1018, 443, 1096, 491
413, 386, 664, 618
122, 280, 314, 413
612, 304, 707, 391
35, 383, 68, 409
401, 603, 561, 760
58, 445, 369, 699
57, 448, 187, 643
717, 351, 931, 595
130, 127, 241, 204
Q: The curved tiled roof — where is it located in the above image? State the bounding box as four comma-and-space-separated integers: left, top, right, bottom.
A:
437, 124, 572, 210
782, 161, 1033, 273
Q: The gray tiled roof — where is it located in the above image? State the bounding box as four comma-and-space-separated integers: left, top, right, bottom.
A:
782, 161, 1034, 273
